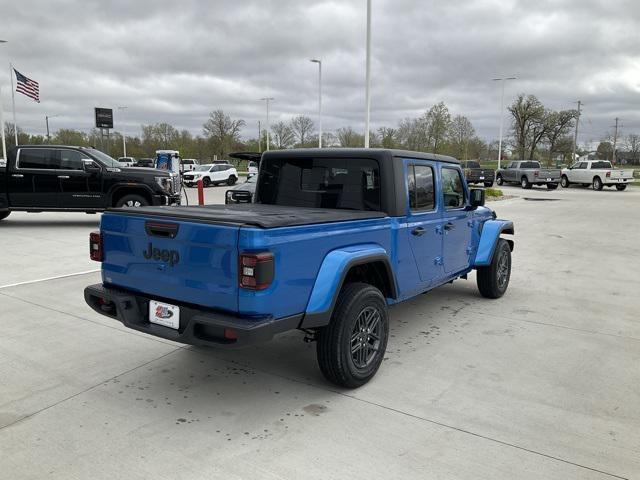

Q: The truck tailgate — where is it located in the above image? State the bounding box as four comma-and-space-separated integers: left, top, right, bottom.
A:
609, 170, 634, 179
538, 169, 561, 178
100, 212, 239, 311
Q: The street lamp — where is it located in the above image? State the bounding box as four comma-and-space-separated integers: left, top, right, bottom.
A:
117, 106, 128, 157
310, 59, 322, 148
260, 97, 274, 151
45, 114, 60, 142
0, 40, 7, 161
364, 0, 372, 148
492, 76, 517, 170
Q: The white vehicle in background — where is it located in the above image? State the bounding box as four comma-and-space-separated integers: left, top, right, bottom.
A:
247, 160, 259, 177
180, 158, 199, 173
117, 156, 136, 167
561, 160, 635, 191
182, 163, 238, 187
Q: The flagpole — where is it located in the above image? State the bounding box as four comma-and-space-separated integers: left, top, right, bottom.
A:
9, 62, 17, 145
0, 85, 7, 163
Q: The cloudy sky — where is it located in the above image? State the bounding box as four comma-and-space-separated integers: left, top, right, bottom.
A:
1, 0, 639, 147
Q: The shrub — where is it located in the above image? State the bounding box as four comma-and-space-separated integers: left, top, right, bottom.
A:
485, 188, 503, 197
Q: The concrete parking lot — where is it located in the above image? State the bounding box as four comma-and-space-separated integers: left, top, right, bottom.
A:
0, 183, 638, 479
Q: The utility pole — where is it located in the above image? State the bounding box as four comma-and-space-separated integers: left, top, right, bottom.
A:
492, 76, 517, 170
260, 97, 274, 151
571, 100, 582, 162
45, 114, 59, 142
310, 59, 322, 148
611, 117, 620, 165
258, 121, 261, 153
117, 106, 128, 157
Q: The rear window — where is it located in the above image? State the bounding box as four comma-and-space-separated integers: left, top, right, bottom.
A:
464, 161, 481, 169
592, 161, 612, 169
258, 157, 381, 211
18, 149, 59, 169
521, 161, 541, 169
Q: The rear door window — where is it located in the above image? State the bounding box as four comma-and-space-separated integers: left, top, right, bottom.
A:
18, 149, 60, 169
407, 164, 435, 212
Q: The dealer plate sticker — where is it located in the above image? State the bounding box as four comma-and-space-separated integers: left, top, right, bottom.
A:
546, 177, 552, 181
479, 176, 485, 180
149, 300, 180, 330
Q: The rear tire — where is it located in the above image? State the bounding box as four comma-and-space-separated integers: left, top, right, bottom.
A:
496, 175, 504, 186
547, 183, 558, 190
521, 176, 532, 189
484, 181, 494, 187
477, 239, 511, 299
0, 211, 11, 221
115, 194, 149, 208
561, 175, 570, 188
316, 282, 389, 388
615, 184, 627, 191
593, 176, 603, 191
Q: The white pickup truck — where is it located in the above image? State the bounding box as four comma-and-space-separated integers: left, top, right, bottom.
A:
561, 160, 635, 191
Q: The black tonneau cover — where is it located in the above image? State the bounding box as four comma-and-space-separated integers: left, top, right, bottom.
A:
112, 203, 387, 228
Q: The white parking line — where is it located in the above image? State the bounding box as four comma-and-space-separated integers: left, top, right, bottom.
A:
0, 269, 100, 290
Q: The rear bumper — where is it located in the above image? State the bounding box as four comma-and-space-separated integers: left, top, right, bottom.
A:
84, 283, 302, 348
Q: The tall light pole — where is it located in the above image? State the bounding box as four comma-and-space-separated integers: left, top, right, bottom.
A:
571, 100, 582, 162
260, 97, 274, 151
364, 0, 372, 148
310, 59, 322, 148
45, 114, 59, 142
117, 106, 128, 157
0, 40, 7, 162
492, 76, 516, 169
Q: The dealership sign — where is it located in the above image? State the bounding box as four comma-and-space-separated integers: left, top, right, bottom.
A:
95, 107, 114, 129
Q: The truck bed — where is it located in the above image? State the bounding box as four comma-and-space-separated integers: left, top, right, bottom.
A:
112, 203, 387, 228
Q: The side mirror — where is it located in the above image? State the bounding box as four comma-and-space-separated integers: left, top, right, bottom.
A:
468, 188, 485, 209
83, 159, 101, 172
225, 190, 252, 204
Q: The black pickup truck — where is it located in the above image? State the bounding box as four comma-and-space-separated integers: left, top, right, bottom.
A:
0, 145, 181, 221
461, 160, 494, 187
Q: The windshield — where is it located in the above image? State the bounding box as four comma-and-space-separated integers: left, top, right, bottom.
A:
257, 157, 381, 211
195, 164, 212, 171
87, 148, 122, 167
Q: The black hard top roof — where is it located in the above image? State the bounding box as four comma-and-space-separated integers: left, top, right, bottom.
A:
261, 148, 459, 164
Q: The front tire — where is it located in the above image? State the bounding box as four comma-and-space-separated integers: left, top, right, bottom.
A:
496, 175, 504, 186
593, 176, 603, 191
115, 194, 149, 208
477, 239, 511, 299
521, 176, 532, 189
202, 177, 211, 188
484, 181, 494, 187
0, 211, 11, 221
561, 175, 570, 188
316, 282, 389, 388
547, 183, 558, 190
227, 175, 237, 186
615, 184, 627, 191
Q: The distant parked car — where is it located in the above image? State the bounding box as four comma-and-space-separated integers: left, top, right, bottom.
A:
180, 158, 199, 173
182, 163, 238, 187
225, 174, 257, 204
117, 156, 136, 167
561, 160, 635, 191
496, 161, 561, 189
135, 158, 155, 168
247, 160, 259, 177
461, 160, 494, 187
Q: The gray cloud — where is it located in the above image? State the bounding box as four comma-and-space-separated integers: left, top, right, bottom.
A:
1, 0, 639, 148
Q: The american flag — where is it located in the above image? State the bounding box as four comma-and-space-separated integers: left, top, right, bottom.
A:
14, 68, 40, 103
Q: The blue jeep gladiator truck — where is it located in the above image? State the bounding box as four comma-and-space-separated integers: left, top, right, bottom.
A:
85, 149, 514, 387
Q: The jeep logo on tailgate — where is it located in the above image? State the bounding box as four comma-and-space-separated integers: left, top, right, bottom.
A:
143, 243, 180, 266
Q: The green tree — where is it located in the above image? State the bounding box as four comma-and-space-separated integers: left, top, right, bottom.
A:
509, 94, 545, 159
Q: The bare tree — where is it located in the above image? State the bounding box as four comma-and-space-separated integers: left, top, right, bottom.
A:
626, 134, 640, 164
543, 110, 577, 165
449, 115, 475, 160
426, 102, 452, 154
378, 127, 399, 148
336, 126, 364, 147
202, 110, 245, 159
271, 121, 295, 149
509, 94, 545, 159
289, 115, 315, 146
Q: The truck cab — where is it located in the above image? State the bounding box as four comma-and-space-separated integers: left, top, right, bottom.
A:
85, 149, 514, 387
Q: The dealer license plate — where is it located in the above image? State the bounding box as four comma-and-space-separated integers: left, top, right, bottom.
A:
546, 177, 552, 181
618, 178, 624, 182
479, 176, 485, 180
149, 300, 180, 330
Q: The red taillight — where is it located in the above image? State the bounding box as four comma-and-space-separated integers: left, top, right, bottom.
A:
239, 252, 274, 290
606, 171, 611, 178
534, 171, 539, 177
90, 231, 102, 262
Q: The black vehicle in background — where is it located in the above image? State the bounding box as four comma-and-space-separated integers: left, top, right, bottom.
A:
0, 145, 180, 221
135, 158, 155, 168
461, 160, 494, 187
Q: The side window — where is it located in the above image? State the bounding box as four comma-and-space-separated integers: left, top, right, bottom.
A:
407, 164, 435, 211
18, 149, 59, 169
58, 150, 87, 170
508, 162, 517, 169
442, 168, 466, 209
577, 162, 587, 169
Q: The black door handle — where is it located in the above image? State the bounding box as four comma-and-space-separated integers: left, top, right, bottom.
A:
444, 222, 455, 231
411, 226, 426, 236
